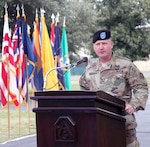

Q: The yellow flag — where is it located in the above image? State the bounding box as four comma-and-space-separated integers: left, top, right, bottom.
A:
41, 16, 58, 90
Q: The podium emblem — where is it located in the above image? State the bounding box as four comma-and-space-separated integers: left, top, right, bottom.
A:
54, 116, 77, 142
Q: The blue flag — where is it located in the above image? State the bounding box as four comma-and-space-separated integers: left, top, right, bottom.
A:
54, 24, 65, 90
32, 18, 44, 91
22, 16, 35, 81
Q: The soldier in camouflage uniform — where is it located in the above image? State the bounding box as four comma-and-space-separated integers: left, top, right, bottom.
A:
79, 30, 149, 147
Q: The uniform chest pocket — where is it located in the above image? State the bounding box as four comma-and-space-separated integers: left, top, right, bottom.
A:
86, 72, 100, 90
112, 73, 127, 90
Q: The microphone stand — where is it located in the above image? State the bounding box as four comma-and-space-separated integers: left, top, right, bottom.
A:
43, 64, 72, 91
43, 57, 88, 91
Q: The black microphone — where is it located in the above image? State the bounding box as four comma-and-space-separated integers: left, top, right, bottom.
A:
71, 57, 88, 67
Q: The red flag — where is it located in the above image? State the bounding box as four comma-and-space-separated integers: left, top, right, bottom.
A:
1, 13, 13, 107
50, 21, 55, 53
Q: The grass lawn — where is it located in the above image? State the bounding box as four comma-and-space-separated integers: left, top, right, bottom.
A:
0, 78, 80, 143
0, 108, 36, 143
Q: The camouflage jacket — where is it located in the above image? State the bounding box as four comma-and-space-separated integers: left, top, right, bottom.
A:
79, 54, 149, 111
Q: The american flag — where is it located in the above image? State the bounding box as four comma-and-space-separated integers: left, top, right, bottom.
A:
1, 12, 20, 107
11, 17, 27, 105
1, 13, 10, 107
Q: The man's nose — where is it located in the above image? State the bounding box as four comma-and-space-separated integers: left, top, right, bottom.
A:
99, 43, 103, 49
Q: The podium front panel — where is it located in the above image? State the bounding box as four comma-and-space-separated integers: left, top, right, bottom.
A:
32, 91, 126, 147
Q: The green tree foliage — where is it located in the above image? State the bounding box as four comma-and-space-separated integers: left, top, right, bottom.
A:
94, 0, 150, 60
39, 0, 98, 61
0, 0, 98, 61
0, 0, 41, 46
0, 0, 150, 61
59, 0, 98, 60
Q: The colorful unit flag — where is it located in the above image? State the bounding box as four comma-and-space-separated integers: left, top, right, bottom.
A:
32, 17, 44, 91
11, 16, 27, 105
61, 21, 72, 90
54, 23, 65, 90
40, 13, 58, 90
22, 15, 35, 82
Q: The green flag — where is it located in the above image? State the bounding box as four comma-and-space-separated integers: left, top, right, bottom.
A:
61, 24, 72, 90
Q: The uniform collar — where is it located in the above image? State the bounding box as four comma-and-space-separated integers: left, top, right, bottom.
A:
98, 53, 116, 70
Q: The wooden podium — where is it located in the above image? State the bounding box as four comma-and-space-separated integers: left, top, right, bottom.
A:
31, 90, 126, 147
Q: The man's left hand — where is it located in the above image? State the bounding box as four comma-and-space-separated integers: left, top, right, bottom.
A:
125, 104, 135, 115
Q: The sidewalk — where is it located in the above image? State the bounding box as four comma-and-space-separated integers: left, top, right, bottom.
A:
136, 93, 150, 147
0, 135, 36, 147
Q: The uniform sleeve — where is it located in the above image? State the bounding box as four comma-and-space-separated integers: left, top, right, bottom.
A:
79, 72, 90, 90
128, 63, 149, 111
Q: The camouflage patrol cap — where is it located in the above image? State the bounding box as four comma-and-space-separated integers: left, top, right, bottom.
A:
92, 30, 111, 43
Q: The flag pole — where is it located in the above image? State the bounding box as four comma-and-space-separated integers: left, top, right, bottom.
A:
31, 8, 38, 108
21, 4, 31, 134
55, 12, 60, 66
26, 59, 31, 133
4, 2, 11, 139
7, 53, 10, 139
16, 4, 22, 136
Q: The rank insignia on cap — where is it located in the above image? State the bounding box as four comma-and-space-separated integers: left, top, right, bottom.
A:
92, 29, 111, 43
100, 32, 106, 39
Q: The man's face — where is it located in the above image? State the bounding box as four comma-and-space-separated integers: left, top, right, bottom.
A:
93, 39, 114, 62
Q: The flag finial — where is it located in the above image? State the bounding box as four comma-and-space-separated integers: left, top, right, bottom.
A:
63, 16, 66, 27
21, 4, 25, 15
55, 12, 60, 24
51, 13, 55, 23
35, 8, 38, 18
4, 3, 8, 14
16, 4, 20, 18
40, 8, 45, 17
